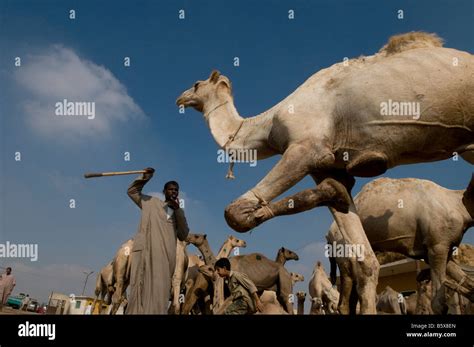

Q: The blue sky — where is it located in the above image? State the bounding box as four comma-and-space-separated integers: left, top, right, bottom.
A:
0, 0, 473, 305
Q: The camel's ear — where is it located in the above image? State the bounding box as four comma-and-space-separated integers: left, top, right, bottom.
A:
204, 234, 207, 239
317, 261, 321, 267
209, 70, 220, 83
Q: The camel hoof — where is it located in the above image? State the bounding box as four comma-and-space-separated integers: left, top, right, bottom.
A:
225, 199, 261, 232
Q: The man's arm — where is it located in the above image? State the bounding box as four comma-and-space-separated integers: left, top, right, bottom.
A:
174, 208, 190, 241
235, 272, 264, 311
127, 168, 154, 209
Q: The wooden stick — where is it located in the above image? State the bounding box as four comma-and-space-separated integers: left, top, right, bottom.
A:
84, 170, 148, 179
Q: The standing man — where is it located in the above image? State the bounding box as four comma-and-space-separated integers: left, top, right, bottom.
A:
0, 267, 16, 310
215, 258, 264, 314
126, 168, 189, 314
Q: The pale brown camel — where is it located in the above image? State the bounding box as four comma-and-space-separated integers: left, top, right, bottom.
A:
177, 32, 474, 313
182, 247, 299, 314
309, 261, 339, 314
328, 176, 474, 314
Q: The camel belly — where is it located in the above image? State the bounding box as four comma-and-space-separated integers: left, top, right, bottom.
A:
329, 47, 473, 172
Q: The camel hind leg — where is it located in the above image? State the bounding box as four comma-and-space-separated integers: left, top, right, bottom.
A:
315, 171, 379, 315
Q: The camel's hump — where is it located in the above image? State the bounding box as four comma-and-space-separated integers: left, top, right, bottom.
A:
378, 31, 444, 56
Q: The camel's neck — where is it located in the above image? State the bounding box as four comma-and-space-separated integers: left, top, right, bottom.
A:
197, 239, 216, 266
275, 253, 286, 265
216, 239, 233, 259
204, 94, 275, 152
297, 299, 305, 314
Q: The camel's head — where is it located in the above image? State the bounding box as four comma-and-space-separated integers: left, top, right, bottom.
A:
176, 70, 232, 113
279, 247, 299, 261
291, 273, 305, 283
296, 291, 307, 301
186, 233, 207, 247
198, 265, 215, 280
310, 297, 324, 312
229, 235, 247, 248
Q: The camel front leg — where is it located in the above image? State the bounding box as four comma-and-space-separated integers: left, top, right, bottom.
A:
225, 144, 347, 232
252, 179, 351, 227
428, 244, 449, 314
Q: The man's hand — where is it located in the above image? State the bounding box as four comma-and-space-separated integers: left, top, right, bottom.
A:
167, 197, 180, 210
253, 293, 264, 312
143, 167, 155, 180
255, 298, 264, 313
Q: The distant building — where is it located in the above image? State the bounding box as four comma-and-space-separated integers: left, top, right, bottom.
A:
46, 292, 124, 314
377, 258, 429, 294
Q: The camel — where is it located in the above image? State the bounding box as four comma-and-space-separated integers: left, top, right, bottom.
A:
328, 176, 474, 314
257, 291, 288, 315
216, 235, 247, 258
310, 297, 325, 315
182, 247, 299, 314
186, 233, 216, 266
276, 247, 299, 264
92, 262, 114, 314
177, 31, 474, 313
291, 272, 304, 286
309, 261, 339, 314
92, 239, 134, 315
296, 291, 306, 315
109, 239, 133, 314
376, 286, 407, 315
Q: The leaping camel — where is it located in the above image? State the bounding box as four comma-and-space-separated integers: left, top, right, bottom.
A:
177, 32, 474, 313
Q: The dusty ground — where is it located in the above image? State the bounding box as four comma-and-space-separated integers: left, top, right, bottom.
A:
0, 306, 38, 315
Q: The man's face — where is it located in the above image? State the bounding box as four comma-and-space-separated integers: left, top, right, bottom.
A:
164, 184, 179, 201
215, 267, 230, 278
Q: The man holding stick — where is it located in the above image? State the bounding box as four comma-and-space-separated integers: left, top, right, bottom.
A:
125, 167, 189, 314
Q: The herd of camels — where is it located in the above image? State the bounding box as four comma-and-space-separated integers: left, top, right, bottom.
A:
95, 31, 473, 314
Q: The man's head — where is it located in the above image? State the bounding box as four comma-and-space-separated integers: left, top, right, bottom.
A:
215, 258, 231, 278
163, 181, 179, 201
6, 267, 11, 275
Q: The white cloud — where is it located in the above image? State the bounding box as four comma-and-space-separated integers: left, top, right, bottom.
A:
14, 45, 145, 139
